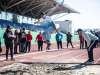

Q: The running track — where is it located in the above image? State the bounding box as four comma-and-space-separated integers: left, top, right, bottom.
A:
0, 41, 100, 67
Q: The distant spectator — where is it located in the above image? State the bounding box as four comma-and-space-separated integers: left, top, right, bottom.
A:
25, 31, 33, 53
56, 31, 63, 51
22, 28, 27, 52
19, 29, 24, 53
66, 32, 74, 48
35, 32, 43, 51
79, 35, 84, 49
14, 29, 19, 54
0, 35, 2, 53
3, 25, 15, 61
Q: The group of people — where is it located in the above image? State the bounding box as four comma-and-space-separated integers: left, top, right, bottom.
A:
2, 26, 33, 60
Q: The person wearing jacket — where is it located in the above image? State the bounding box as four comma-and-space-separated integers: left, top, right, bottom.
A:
25, 30, 33, 53
77, 29, 98, 63
35, 32, 44, 51
66, 32, 74, 48
18, 29, 24, 53
3, 25, 15, 60
14, 29, 19, 54
79, 35, 84, 49
56, 31, 63, 51
22, 28, 27, 52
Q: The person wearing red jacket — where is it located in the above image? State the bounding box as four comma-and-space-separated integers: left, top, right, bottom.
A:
35, 32, 43, 51
25, 31, 33, 53
79, 35, 84, 49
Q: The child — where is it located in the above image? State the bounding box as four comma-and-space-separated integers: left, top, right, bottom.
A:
56, 31, 63, 51
35, 32, 43, 51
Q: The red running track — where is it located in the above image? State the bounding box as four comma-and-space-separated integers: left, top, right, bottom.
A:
0, 41, 100, 67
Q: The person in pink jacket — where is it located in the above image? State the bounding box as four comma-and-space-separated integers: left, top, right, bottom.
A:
14, 29, 19, 54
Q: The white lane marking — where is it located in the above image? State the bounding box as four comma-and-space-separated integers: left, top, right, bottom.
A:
42, 51, 87, 63
94, 58, 100, 64
0, 45, 80, 61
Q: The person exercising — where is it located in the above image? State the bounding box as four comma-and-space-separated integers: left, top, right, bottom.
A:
34, 12, 58, 49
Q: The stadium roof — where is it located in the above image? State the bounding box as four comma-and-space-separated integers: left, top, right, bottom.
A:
0, 0, 79, 19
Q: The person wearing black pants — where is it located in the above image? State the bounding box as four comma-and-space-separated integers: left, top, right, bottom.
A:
56, 31, 63, 51
26, 42, 31, 52
66, 32, 74, 48
77, 29, 98, 63
14, 29, 19, 54
5, 44, 13, 60
88, 40, 98, 62
25, 31, 33, 53
57, 41, 62, 50
38, 41, 43, 51
35, 32, 43, 51
3, 25, 15, 61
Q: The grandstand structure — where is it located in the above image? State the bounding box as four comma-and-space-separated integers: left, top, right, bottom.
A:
0, 0, 79, 30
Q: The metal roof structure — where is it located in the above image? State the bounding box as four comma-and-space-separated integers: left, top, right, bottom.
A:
0, 0, 79, 19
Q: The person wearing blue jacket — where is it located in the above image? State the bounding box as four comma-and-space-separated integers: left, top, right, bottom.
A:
56, 31, 63, 51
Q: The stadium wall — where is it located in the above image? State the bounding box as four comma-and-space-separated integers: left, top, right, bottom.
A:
0, 29, 79, 46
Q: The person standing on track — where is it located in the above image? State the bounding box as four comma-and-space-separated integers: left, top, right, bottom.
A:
35, 32, 43, 51
77, 29, 98, 63
34, 12, 58, 49
66, 32, 74, 48
25, 30, 33, 53
3, 25, 15, 61
79, 35, 84, 49
14, 29, 19, 54
56, 31, 63, 51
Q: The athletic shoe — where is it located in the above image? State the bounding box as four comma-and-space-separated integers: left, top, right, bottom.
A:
48, 48, 51, 50
57, 49, 59, 51
85, 60, 92, 64
6, 59, 9, 61
61, 49, 62, 51
11, 58, 15, 61
72, 47, 74, 48
46, 43, 52, 49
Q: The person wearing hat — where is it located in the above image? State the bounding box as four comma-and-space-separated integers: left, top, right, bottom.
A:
76, 29, 98, 63
3, 25, 15, 61
34, 12, 59, 50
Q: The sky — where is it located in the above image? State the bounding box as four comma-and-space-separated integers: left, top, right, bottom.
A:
52, 0, 100, 30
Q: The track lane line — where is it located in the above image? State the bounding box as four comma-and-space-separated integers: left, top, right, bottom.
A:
0, 45, 80, 61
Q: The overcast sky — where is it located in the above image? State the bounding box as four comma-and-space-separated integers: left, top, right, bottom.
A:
52, 0, 100, 29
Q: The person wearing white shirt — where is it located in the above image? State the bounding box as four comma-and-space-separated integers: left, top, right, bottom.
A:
77, 29, 98, 63
34, 12, 58, 49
